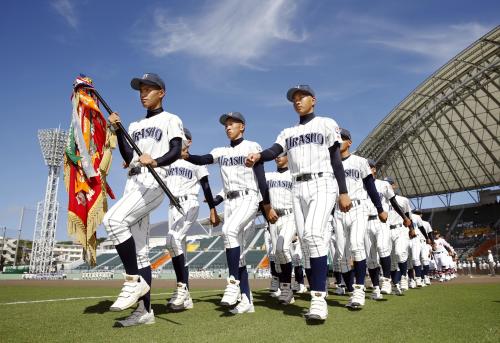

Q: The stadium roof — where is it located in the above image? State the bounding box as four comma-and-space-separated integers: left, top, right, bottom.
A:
356, 26, 500, 198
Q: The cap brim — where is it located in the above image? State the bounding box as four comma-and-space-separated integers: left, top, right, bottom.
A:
286, 88, 313, 102
219, 114, 244, 125
130, 78, 161, 90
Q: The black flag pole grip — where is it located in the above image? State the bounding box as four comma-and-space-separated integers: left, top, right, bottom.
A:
88, 88, 185, 215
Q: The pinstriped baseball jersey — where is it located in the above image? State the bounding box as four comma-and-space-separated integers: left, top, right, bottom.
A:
165, 159, 209, 197
422, 220, 432, 235
434, 238, 454, 254
210, 140, 262, 193
410, 213, 426, 240
265, 170, 293, 210
367, 179, 395, 215
341, 154, 371, 201
275, 116, 342, 176
127, 111, 185, 170
388, 195, 411, 226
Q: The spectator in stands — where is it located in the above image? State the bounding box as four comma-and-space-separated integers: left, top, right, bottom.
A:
487, 250, 495, 276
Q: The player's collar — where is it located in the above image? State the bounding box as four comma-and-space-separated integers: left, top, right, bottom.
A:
299, 112, 315, 125
277, 167, 288, 173
230, 137, 244, 147
341, 154, 351, 161
146, 107, 164, 118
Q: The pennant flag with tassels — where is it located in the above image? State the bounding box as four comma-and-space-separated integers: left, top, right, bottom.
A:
64, 74, 116, 266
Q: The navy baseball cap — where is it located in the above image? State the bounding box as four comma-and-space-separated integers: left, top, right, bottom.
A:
131, 73, 165, 90
384, 176, 394, 185
413, 209, 423, 215
286, 85, 315, 102
367, 159, 376, 168
340, 128, 351, 140
219, 112, 245, 125
183, 128, 192, 140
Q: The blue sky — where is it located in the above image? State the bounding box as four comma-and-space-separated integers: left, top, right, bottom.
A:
0, 0, 498, 241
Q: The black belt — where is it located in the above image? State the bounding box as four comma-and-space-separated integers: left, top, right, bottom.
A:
226, 190, 250, 200
368, 215, 378, 221
177, 195, 189, 202
294, 172, 323, 182
128, 166, 144, 176
275, 208, 293, 216
390, 224, 403, 230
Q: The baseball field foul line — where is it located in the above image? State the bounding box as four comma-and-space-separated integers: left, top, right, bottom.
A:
0, 289, 226, 306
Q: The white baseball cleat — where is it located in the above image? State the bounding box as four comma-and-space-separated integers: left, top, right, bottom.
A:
409, 279, 417, 289
110, 274, 150, 312
334, 284, 346, 295
270, 276, 279, 292
278, 283, 295, 305
380, 277, 392, 295
296, 283, 308, 294
305, 291, 328, 321
424, 276, 431, 285
170, 283, 192, 310
270, 288, 281, 298
416, 278, 423, 287
221, 276, 241, 306
370, 286, 383, 300
400, 275, 409, 291
166, 288, 179, 308
392, 283, 403, 296
346, 284, 365, 308
439, 276, 445, 282
445, 274, 451, 281
115, 301, 155, 327
229, 294, 254, 314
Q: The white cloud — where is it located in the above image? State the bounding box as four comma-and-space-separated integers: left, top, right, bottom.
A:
146, 0, 306, 67
51, 0, 78, 29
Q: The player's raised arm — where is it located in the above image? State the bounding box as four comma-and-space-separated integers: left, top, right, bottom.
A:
245, 144, 283, 167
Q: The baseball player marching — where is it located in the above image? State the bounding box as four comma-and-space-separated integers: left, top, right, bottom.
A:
104, 73, 185, 327
333, 129, 387, 309
265, 153, 299, 305
364, 160, 411, 299
246, 85, 352, 321
165, 128, 220, 311
183, 111, 276, 314
384, 177, 413, 295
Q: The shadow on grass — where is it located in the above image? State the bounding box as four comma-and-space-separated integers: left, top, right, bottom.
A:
195, 294, 238, 317
83, 300, 113, 314
252, 291, 306, 317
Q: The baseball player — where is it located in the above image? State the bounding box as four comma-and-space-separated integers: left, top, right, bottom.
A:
265, 153, 299, 304
165, 128, 219, 311
412, 210, 434, 285
245, 85, 352, 321
104, 73, 185, 326
407, 210, 432, 288
432, 233, 456, 282
183, 111, 276, 314
364, 160, 411, 299
332, 129, 387, 309
383, 177, 413, 295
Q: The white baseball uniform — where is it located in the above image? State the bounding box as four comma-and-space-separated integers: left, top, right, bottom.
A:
420, 220, 432, 266
275, 116, 341, 262
408, 213, 424, 268
433, 237, 455, 270
365, 179, 394, 269
388, 195, 411, 270
210, 140, 262, 266
266, 169, 296, 266
103, 111, 184, 269
334, 154, 371, 273
165, 159, 209, 257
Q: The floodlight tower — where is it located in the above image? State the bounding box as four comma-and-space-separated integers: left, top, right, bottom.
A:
29, 128, 68, 274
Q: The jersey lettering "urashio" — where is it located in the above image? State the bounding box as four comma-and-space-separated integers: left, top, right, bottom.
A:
275, 116, 342, 176
127, 111, 185, 170
165, 159, 209, 197
266, 170, 293, 210
210, 140, 262, 194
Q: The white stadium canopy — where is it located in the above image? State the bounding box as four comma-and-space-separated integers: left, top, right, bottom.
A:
356, 26, 500, 199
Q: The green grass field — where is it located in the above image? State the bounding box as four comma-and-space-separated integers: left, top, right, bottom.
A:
0, 281, 499, 343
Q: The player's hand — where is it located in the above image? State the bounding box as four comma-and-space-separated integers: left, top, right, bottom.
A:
108, 112, 121, 130
338, 193, 352, 212
409, 228, 417, 238
209, 208, 220, 227
378, 211, 388, 223
245, 153, 261, 167
403, 217, 412, 228
181, 149, 190, 160
263, 204, 278, 224
139, 153, 157, 167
